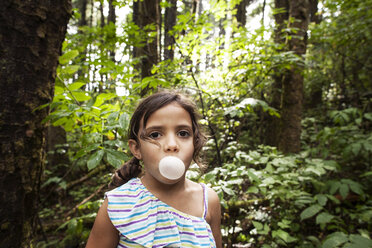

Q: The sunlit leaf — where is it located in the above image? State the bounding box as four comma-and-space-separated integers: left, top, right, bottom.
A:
59, 50, 79, 64
87, 150, 104, 170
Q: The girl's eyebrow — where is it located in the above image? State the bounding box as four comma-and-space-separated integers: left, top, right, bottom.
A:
144, 126, 164, 132
176, 125, 193, 130
145, 124, 192, 130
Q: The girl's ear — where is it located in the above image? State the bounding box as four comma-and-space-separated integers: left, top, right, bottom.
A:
128, 139, 142, 160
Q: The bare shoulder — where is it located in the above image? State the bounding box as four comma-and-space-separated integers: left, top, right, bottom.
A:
205, 186, 223, 248
205, 186, 221, 222
207, 187, 220, 207
186, 178, 202, 189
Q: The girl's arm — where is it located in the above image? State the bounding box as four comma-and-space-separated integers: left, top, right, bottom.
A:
86, 198, 119, 248
208, 188, 223, 248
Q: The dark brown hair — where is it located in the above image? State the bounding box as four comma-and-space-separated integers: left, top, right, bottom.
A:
109, 90, 207, 189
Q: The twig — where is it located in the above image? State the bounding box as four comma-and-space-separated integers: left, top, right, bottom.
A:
191, 71, 223, 167
57, 75, 81, 106
65, 183, 106, 217
57, 164, 107, 192
41, 162, 76, 206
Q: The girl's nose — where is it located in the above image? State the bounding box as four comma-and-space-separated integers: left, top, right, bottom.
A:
164, 135, 179, 152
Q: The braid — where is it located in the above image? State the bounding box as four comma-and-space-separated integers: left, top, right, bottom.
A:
109, 157, 142, 189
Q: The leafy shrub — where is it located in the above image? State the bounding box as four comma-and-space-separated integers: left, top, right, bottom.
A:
199, 142, 372, 247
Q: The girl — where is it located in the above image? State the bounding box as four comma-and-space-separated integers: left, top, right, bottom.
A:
86, 91, 222, 248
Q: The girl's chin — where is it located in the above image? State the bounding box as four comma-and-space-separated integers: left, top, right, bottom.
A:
157, 175, 185, 185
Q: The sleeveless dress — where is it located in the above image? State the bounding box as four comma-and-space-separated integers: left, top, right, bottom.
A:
105, 177, 216, 248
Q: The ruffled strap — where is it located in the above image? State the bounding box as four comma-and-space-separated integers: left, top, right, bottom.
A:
200, 183, 208, 219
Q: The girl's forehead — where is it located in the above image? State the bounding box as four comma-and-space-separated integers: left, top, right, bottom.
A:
143, 103, 192, 128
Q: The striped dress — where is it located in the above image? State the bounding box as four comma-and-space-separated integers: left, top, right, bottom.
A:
105, 177, 216, 248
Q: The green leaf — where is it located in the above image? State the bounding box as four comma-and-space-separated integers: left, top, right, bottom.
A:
59, 181, 67, 190
87, 150, 104, 170
321, 232, 348, 248
203, 172, 216, 183
348, 181, 364, 195
361, 171, 372, 177
316, 212, 334, 224
41, 176, 62, 188
278, 219, 291, 229
315, 194, 328, 206
119, 113, 130, 130
106, 151, 123, 168
300, 204, 323, 221
307, 236, 320, 245
67, 219, 78, 233
63, 65, 80, 74
322, 160, 339, 171
94, 93, 117, 107
272, 229, 297, 243
351, 142, 362, 156
364, 113, 372, 122
339, 183, 349, 199
247, 169, 260, 182
222, 187, 235, 196
252, 221, 263, 230
59, 50, 79, 64
105, 149, 128, 161
329, 181, 341, 194
246, 186, 259, 194
68, 82, 86, 91
349, 234, 372, 247
71, 91, 91, 101
261, 224, 270, 235
107, 112, 119, 125
305, 165, 326, 176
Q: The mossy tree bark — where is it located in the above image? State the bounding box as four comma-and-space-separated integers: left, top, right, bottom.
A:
268, 0, 310, 153
164, 0, 177, 61
0, 0, 71, 246
265, 0, 289, 147
278, 0, 310, 153
133, 0, 160, 96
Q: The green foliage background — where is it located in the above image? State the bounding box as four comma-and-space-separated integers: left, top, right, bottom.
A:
36, 0, 372, 247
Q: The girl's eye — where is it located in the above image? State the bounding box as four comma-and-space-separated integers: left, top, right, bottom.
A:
148, 132, 161, 139
178, 130, 191, 137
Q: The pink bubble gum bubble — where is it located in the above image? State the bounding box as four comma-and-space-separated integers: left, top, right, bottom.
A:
158, 156, 185, 180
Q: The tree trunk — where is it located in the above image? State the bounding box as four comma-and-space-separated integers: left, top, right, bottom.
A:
164, 0, 177, 61
278, 0, 310, 153
0, 0, 71, 246
309, 0, 320, 24
78, 0, 88, 27
265, 0, 289, 147
191, 0, 198, 16
99, 0, 105, 27
133, 0, 160, 96
76, 0, 88, 80
235, 0, 252, 27
305, 0, 322, 109
108, 0, 117, 61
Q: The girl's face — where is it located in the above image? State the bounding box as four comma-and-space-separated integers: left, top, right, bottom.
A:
129, 102, 195, 184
